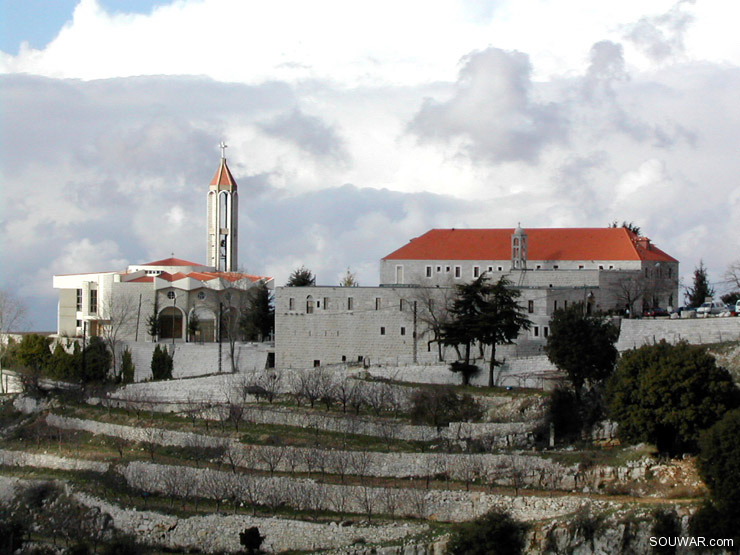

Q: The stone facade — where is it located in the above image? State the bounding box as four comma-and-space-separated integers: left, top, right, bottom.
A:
275, 285, 588, 370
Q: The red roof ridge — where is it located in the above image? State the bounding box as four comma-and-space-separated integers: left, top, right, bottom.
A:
210, 158, 238, 190
142, 257, 205, 267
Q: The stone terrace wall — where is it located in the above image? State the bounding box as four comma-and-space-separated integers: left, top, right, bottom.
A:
123, 340, 271, 381
120, 460, 602, 524
617, 317, 740, 351
44, 414, 650, 492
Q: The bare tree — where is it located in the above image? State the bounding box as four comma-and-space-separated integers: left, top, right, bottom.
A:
328, 449, 352, 483
99, 290, 139, 380
257, 445, 285, 476
257, 368, 283, 403
364, 382, 391, 416
725, 260, 740, 290
408, 285, 454, 361
139, 425, 165, 461
202, 469, 232, 513
380, 487, 402, 517
328, 484, 351, 518
453, 456, 484, 491
0, 289, 27, 392
403, 487, 429, 519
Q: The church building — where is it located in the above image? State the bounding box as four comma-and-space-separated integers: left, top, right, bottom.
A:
53, 147, 272, 343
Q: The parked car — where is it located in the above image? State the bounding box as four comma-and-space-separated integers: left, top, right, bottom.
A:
697, 301, 727, 315
644, 307, 670, 317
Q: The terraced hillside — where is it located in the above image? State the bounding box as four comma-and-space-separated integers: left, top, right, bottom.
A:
0, 368, 708, 554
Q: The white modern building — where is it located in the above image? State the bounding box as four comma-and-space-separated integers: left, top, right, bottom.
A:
53, 152, 272, 343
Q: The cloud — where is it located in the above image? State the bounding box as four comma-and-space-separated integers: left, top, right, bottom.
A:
258, 108, 348, 163
408, 47, 567, 164
623, 0, 695, 64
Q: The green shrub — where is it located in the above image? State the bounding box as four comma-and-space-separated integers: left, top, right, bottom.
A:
151, 344, 173, 380
447, 509, 529, 555
607, 341, 739, 455
409, 386, 483, 430
120, 348, 135, 384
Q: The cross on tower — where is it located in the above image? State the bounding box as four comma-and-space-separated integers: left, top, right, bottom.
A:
219, 141, 228, 159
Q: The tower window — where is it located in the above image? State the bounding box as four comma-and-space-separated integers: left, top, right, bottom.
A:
375, 297, 381, 310
528, 300, 534, 313
347, 297, 354, 310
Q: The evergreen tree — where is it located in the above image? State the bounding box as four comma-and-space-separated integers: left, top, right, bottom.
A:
607, 341, 739, 455
285, 265, 315, 287
686, 260, 715, 308
441, 276, 530, 386
11, 333, 52, 373
240, 282, 274, 341
120, 348, 135, 384
150, 344, 173, 380
79, 336, 111, 383
545, 303, 618, 403
146, 296, 160, 341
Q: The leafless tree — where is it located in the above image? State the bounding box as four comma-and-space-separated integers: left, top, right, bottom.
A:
377, 419, 400, 448
403, 487, 429, 519
348, 380, 367, 415
301, 447, 319, 478
349, 450, 374, 483
139, 425, 165, 461
257, 368, 283, 403
725, 260, 740, 290
453, 456, 484, 491
328, 449, 352, 483
99, 290, 139, 380
0, 289, 27, 392
328, 484, 351, 518
407, 285, 454, 361
257, 445, 285, 476
262, 477, 286, 514
224, 443, 254, 473
364, 382, 391, 416
380, 486, 402, 517
200, 469, 227, 513
354, 484, 377, 522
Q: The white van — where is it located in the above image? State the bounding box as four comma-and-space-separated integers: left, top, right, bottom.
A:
697, 300, 726, 315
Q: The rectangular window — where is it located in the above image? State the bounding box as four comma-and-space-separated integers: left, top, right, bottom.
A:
473, 266, 480, 278
554, 300, 558, 311
76, 319, 81, 328
598, 265, 604, 270
533, 326, 539, 338
380, 326, 386, 335
446, 265, 451, 273
89, 290, 98, 313
487, 266, 494, 273
553, 265, 559, 270
323, 297, 329, 310
436, 266, 442, 273
289, 297, 295, 311
528, 300, 534, 313
76, 289, 82, 311
425, 265, 433, 278
395, 265, 404, 284
544, 326, 549, 338
536, 265, 541, 270
399, 299, 405, 311
401, 327, 406, 336
347, 297, 354, 310
497, 266, 503, 272
454, 266, 461, 278
579, 265, 585, 270
316, 301, 320, 308
609, 265, 614, 270
375, 297, 381, 310
564, 300, 568, 309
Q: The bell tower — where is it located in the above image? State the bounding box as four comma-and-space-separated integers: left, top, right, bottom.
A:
207, 142, 239, 272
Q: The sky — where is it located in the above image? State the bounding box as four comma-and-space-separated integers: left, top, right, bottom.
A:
1, 0, 739, 330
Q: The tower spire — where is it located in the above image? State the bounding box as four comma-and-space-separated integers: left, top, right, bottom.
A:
207, 144, 239, 272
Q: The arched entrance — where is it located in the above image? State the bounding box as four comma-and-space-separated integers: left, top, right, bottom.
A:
189, 307, 217, 343
159, 306, 184, 340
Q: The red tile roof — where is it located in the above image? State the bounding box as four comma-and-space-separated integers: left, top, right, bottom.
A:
143, 257, 204, 267
382, 228, 677, 263
210, 158, 238, 191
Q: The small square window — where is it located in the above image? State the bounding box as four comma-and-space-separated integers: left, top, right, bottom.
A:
487, 266, 493, 273
553, 265, 559, 270
446, 266, 451, 273
436, 266, 442, 272
497, 266, 503, 272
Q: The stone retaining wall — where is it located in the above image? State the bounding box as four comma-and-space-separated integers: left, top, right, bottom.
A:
120, 460, 602, 523
44, 414, 648, 492
0, 448, 109, 473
